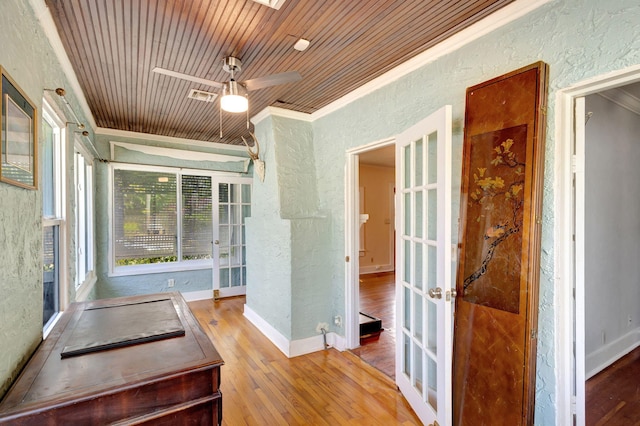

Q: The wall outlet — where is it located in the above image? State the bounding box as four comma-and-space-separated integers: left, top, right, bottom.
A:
316, 322, 329, 334
334, 315, 342, 327
168, 278, 175, 288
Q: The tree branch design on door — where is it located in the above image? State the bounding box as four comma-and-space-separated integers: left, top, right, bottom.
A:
461, 124, 527, 314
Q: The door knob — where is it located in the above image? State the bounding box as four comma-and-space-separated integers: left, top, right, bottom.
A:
428, 287, 442, 299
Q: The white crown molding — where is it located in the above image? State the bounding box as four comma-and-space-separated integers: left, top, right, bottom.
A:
97, 127, 248, 152
310, 0, 552, 121
252, 106, 313, 125
28, 0, 97, 129
598, 87, 640, 116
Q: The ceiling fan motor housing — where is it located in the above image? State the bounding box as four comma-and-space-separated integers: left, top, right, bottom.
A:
223, 56, 242, 74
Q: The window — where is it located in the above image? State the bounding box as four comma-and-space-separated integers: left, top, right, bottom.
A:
75, 143, 95, 291
42, 101, 65, 332
182, 175, 213, 261
111, 165, 251, 276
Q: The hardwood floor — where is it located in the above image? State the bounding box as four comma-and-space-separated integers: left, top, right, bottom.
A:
586, 346, 640, 425
351, 272, 396, 379
189, 296, 420, 425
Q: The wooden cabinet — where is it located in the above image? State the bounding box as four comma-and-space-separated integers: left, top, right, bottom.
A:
0, 292, 223, 425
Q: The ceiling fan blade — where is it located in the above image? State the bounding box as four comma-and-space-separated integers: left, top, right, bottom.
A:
153, 67, 224, 89
243, 71, 302, 91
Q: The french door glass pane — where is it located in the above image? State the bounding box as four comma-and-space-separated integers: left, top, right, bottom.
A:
414, 291, 423, 341
414, 242, 423, 290
404, 145, 411, 188
427, 131, 438, 185
414, 343, 424, 394
415, 191, 423, 238
427, 245, 437, 290
219, 268, 230, 288
231, 267, 242, 287
404, 192, 411, 234
427, 189, 437, 240
427, 300, 437, 352
415, 138, 424, 186
427, 356, 438, 410
218, 183, 249, 289
404, 334, 411, 376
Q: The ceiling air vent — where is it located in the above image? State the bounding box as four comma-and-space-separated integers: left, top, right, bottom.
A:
188, 89, 218, 103
250, 0, 287, 10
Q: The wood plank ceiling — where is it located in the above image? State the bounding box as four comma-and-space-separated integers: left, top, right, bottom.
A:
45, 0, 515, 145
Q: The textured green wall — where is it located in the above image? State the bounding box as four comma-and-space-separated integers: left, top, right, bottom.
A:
248, 0, 640, 423
0, 0, 93, 397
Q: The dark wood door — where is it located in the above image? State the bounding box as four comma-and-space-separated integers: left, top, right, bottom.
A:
453, 62, 548, 425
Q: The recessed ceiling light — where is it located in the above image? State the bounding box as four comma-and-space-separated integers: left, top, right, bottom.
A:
293, 38, 310, 52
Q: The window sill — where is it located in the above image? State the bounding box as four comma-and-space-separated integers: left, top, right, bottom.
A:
76, 273, 97, 302
108, 260, 212, 277
43, 312, 63, 339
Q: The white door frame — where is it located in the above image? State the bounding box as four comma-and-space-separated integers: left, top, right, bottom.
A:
555, 64, 640, 426
345, 137, 396, 349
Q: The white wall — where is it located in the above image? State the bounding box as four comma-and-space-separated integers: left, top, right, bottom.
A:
359, 164, 394, 274
585, 92, 640, 376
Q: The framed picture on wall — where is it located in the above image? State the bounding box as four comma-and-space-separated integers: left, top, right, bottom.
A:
1, 66, 37, 190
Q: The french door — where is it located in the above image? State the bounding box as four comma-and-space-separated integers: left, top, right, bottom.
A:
213, 178, 252, 298
396, 105, 453, 425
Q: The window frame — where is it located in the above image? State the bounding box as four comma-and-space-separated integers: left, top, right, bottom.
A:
108, 163, 245, 277
42, 100, 66, 336
74, 139, 97, 299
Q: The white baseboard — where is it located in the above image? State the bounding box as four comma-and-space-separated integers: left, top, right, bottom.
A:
586, 327, 640, 379
243, 304, 346, 357
243, 304, 292, 356
359, 264, 394, 275
181, 289, 213, 302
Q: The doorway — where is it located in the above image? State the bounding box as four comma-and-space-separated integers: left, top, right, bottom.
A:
350, 144, 396, 377
556, 65, 640, 426
345, 138, 395, 353
581, 83, 640, 424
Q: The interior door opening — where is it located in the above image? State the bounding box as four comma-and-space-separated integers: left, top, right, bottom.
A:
556, 65, 640, 426
345, 138, 396, 353
574, 80, 640, 425
350, 144, 396, 378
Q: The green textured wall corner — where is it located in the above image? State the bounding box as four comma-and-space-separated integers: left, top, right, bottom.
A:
245, 114, 335, 340
245, 117, 293, 338
0, 0, 91, 397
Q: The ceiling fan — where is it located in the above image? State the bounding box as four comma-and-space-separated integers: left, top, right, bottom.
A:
153, 57, 302, 113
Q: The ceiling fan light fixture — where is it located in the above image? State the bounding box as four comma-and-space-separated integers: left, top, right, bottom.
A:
221, 80, 248, 113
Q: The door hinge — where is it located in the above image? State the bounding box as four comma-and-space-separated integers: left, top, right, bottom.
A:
345, 256, 350, 262
531, 328, 537, 340
571, 155, 577, 173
